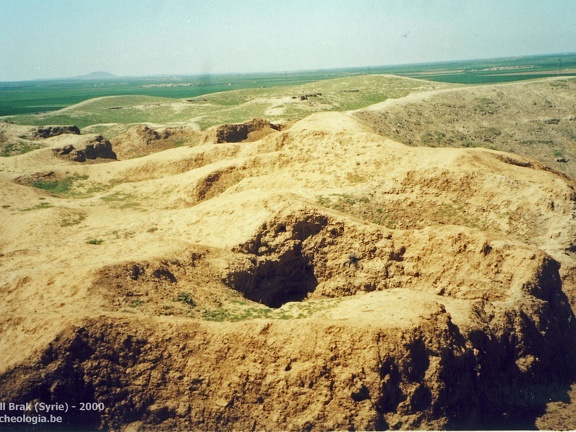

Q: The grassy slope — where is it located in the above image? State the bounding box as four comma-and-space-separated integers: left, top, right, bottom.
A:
353, 77, 576, 179
2, 75, 455, 135
3, 73, 576, 185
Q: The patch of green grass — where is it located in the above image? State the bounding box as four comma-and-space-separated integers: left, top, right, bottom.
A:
31, 174, 89, 196
202, 298, 342, 322
30, 174, 120, 199
172, 137, 190, 147
60, 211, 86, 227
436, 202, 484, 229
6, 74, 452, 132
316, 193, 397, 228
100, 191, 142, 209
176, 292, 196, 307
86, 238, 104, 245
475, 97, 497, 115
327, 193, 356, 211
202, 306, 274, 322
1, 141, 44, 157
202, 308, 230, 322
20, 202, 54, 211
229, 298, 249, 305
421, 131, 447, 145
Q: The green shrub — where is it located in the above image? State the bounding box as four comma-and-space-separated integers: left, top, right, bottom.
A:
177, 292, 196, 307
86, 239, 104, 245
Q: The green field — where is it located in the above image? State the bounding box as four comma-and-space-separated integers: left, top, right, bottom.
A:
0, 70, 357, 117
0, 75, 454, 135
1, 52, 575, 124
374, 52, 576, 83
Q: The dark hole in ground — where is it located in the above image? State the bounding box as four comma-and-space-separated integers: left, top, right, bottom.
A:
224, 247, 318, 308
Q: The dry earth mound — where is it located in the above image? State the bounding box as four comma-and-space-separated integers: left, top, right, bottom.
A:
353, 77, 576, 178
211, 118, 281, 143
111, 125, 202, 160
0, 122, 80, 157
0, 111, 575, 430
52, 135, 116, 162
33, 125, 80, 138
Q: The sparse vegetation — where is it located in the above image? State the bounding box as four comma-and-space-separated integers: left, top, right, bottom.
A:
60, 213, 86, 228
421, 131, 447, 145
316, 193, 397, 228
176, 292, 196, 307
60, 211, 86, 227
29, 175, 121, 199
202, 308, 230, 322
111, 229, 136, 240
1, 140, 44, 157
354, 77, 576, 178
86, 238, 104, 245
20, 202, 53, 211
171, 137, 190, 147
478, 127, 501, 140
475, 97, 497, 115
31, 174, 89, 196
4, 75, 452, 132
345, 171, 366, 183
202, 306, 275, 322
100, 192, 142, 209
202, 298, 341, 322
460, 140, 479, 148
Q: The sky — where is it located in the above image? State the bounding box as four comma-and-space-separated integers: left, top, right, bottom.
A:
1, 0, 575, 81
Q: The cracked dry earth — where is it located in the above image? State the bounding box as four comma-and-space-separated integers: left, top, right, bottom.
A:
1, 108, 576, 430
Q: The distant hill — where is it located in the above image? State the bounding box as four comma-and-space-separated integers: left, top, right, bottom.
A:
74, 71, 117, 80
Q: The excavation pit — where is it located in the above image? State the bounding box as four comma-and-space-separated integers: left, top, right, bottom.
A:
224, 248, 317, 308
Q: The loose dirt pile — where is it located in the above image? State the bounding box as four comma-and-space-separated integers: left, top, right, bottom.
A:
1, 102, 575, 429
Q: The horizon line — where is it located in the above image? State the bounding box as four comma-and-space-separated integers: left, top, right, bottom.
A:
2, 51, 575, 84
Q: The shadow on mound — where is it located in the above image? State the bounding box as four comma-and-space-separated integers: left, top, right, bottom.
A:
443, 270, 576, 430
0, 327, 104, 431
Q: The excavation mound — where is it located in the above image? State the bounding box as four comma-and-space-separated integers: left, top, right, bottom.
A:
0, 111, 575, 430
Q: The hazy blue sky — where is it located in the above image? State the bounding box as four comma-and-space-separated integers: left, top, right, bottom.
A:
1, 0, 575, 81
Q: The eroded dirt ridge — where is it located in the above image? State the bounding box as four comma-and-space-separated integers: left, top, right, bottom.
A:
1, 98, 576, 429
